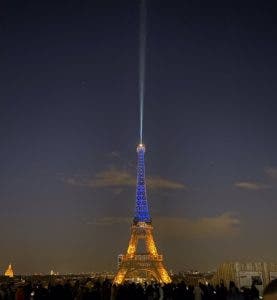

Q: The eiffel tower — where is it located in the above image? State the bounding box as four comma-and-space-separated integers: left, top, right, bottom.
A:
113, 143, 171, 284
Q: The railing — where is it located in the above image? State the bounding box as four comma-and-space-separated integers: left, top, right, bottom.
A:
122, 254, 163, 261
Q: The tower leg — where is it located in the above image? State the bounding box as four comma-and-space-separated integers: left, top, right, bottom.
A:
156, 262, 171, 283
114, 268, 128, 285
145, 230, 158, 256
127, 231, 138, 257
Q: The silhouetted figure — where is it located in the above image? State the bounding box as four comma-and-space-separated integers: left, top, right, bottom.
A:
263, 279, 277, 300
216, 280, 227, 300
15, 286, 25, 300
146, 284, 155, 300
227, 281, 242, 300
194, 283, 204, 300
135, 283, 145, 300
162, 283, 173, 300
49, 283, 65, 300
249, 284, 259, 300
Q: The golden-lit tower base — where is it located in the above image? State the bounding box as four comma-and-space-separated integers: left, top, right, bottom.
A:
114, 222, 171, 284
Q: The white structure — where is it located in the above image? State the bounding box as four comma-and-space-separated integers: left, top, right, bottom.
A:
212, 262, 277, 295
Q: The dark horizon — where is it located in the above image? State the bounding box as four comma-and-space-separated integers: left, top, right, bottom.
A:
1, 0, 277, 274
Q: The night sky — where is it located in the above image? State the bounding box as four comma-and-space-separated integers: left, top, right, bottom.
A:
1, 0, 277, 274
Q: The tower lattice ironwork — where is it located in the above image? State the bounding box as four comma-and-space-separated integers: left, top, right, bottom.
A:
113, 143, 171, 284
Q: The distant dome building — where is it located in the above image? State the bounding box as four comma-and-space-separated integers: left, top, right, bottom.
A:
4, 264, 14, 278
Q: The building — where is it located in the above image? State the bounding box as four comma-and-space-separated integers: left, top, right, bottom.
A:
113, 144, 171, 284
4, 264, 14, 278
212, 262, 277, 294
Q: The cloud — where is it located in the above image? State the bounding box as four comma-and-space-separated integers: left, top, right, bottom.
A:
265, 167, 277, 179
63, 169, 186, 190
108, 151, 121, 159
86, 217, 130, 226
234, 181, 271, 190
234, 167, 277, 191
147, 177, 185, 189
89, 213, 240, 239
155, 213, 240, 239
62, 170, 135, 188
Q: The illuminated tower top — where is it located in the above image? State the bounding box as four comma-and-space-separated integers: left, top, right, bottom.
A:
134, 143, 151, 224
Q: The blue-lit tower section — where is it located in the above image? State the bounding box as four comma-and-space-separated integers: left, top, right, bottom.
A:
134, 143, 151, 224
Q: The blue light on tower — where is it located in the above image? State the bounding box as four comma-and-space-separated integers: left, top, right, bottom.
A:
134, 143, 151, 224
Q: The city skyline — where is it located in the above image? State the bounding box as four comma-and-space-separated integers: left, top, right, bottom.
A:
1, 0, 277, 274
